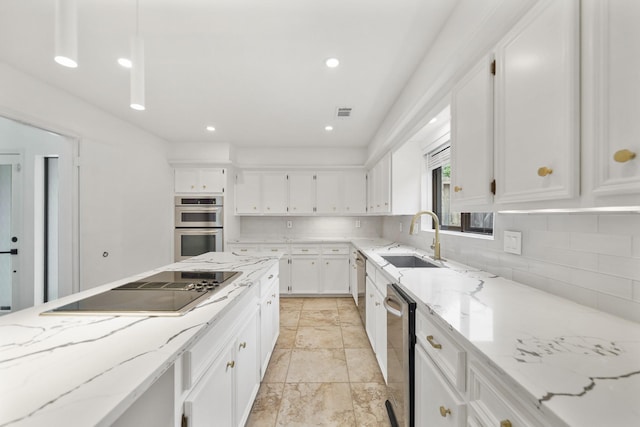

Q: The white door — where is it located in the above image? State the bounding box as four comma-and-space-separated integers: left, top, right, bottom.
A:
0, 154, 21, 314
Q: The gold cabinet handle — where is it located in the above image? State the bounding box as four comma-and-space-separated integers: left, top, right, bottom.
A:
500, 420, 513, 427
239, 342, 247, 349
190, 185, 195, 189
454, 186, 463, 192
332, 249, 339, 252
439, 406, 451, 417
537, 166, 553, 177
613, 149, 636, 163
266, 206, 271, 210
268, 274, 274, 279
253, 206, 257, 210
226, 361, 235, 369
426, 335, 442, 349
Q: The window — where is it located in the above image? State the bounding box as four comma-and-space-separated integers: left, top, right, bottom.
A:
426, 144, 493, 235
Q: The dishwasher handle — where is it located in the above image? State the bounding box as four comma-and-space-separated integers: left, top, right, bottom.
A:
383, 295, 403, 317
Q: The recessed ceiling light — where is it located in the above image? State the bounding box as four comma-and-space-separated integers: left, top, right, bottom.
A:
325, 58, 340, 68
206, 126, 216, 132
118, 58, 132, 68
130, 103, 145, 111
428, 117, 438, 124
325, 125, 334, 131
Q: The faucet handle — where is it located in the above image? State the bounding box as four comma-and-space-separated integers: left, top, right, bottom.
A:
430, 238, 436, 250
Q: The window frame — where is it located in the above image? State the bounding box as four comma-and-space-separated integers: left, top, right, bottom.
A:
424, 141, 494, 236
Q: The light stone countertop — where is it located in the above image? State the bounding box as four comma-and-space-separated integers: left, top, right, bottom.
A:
0, 252, 279, 427
349, 238, 640, 427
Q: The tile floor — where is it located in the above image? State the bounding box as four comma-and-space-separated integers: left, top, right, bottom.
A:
246, 297, 391, 427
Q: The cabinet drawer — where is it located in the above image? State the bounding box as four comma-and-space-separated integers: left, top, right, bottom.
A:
290, 245, 320, 255
228, 244, 260, 253
468, 362, 544, 427
260, 263, 279, 297
320, 244, 350, 255
416, 309, 466, 392
260, 244, 289, 255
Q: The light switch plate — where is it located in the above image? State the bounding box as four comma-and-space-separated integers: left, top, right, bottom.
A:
355, 220, 361, 228
286, 220, 292, 229
504, 231, 522, 255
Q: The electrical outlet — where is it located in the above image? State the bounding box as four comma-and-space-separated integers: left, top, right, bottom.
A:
504, 231, 522, 255
399, 222, 403, 232
355, 220, 361, 228
286, 220, 293, 229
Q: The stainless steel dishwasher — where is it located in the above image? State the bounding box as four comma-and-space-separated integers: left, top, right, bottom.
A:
384, 283, 416, 427
356, 251, 366, 325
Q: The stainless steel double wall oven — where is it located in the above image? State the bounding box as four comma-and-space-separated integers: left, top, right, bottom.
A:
174, 196, 223, 261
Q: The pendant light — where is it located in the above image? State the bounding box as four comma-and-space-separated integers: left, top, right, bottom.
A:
130, 0, 145, 111
54, 0, 78, 68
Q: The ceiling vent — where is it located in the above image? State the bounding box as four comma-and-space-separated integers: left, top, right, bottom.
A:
335, 107, 353, 119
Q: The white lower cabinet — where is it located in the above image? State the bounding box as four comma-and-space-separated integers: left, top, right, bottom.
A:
290, 255, 320, 293
467, 361, 545, 427
364, 262, 388, 381
183, 306, 259, 427
184, 345, 235, 427
415, 343, 466, 427
260, 270, 280, 378
235, 311, 260, 426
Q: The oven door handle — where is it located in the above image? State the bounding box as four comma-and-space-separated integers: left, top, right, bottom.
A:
383, 295, 403, 317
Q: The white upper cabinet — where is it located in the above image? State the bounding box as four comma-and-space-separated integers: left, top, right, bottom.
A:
261, 172, 288, 214
316, 172, 344, 214
368, 153, 391, 214
590, 0, 640, 199
175, 168, 225, 194
451, 56, 494, 210
235, 171, 261, 214
288, 172, 315, 214
343, 171, 367, 214
494, 0, 580, 204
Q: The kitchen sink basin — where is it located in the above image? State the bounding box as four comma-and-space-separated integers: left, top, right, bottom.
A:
381, 255, 440, 268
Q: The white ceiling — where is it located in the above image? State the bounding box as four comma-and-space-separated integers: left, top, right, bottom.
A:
0, 0, 457, 148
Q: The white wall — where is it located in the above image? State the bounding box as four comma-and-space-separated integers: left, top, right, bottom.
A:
0, 63, 173, 296
383, 213, 640, 323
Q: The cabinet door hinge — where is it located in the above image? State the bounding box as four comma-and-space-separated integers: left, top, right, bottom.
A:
490, 179, 496, 195
222, 169, 225, 174
313, 207, 317, 212
286, 174, 289, 180
490, 60, 496, 76
222, 187, 225, 193
181, 414, 189, 427
313, 174, 317, 180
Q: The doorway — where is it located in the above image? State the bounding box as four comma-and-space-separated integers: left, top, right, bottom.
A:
0, 154, 21, 313
0, 115, 76, 313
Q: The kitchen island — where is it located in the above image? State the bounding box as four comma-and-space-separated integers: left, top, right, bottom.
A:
0, 251, 280, 427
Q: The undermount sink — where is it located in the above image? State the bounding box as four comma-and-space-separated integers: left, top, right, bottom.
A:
381, 255, 440, 268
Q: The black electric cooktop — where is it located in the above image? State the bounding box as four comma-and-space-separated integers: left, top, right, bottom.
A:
41, 271, 241, 317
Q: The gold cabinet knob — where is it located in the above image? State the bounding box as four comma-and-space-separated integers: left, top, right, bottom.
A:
613, 149, 636, 163
267, 206, 270, 210
537, 166, 553, 177
239, 342, 247, 349
253, 206, 257, 210
426, 335, 442, 349
500, 420, 513, 427
439, 406, 451, 417
454, 186, 463, 192
202, 185, 206, 189
226, 361, 235, 369
190, 185, 195, 189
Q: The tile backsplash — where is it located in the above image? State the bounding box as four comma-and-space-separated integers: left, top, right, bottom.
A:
383, 213, 640, 323
240, 216, 382, 239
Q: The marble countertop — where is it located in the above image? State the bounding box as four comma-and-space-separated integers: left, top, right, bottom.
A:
0, 252, 279, 427
349, 238, 640, 426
